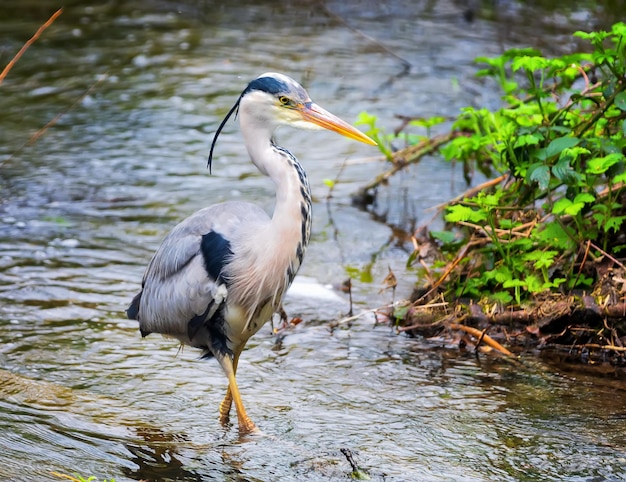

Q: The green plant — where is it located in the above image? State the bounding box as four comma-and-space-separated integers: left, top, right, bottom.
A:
362, 22, 626, 307
355, 111, 446, 161
355, 111, 395, 159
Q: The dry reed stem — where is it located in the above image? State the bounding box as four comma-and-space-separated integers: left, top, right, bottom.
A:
447, 322, 514, 356
430, 174, 508, 213
413, 238, 488, 305
0, 8, 63, 86
1, 73, 109, 168
355, 132, 460, 195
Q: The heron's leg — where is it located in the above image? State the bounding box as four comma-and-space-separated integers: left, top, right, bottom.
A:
216, 352, 258, 434
218, 348, 242, 422
218, 388, 232, 423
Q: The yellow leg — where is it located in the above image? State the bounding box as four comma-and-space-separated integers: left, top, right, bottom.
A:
218, 349, 241, 423
217, 352, 258, 434
218, 388, 233, 423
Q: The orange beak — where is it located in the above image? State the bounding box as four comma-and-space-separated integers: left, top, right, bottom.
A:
298, 102, 377, 146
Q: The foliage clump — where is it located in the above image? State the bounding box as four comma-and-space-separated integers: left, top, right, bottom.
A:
357, 23, 626, 362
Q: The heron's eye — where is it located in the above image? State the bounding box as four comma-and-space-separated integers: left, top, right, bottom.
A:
279, 96, 291, 106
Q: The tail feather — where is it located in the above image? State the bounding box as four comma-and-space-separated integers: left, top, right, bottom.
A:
126, 291, 142, 320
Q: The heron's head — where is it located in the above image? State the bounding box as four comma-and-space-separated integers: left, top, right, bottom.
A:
208, 72, 376, 171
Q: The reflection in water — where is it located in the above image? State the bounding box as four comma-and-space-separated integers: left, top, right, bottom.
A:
1, 0, 626, 481
124, 428, 205, 482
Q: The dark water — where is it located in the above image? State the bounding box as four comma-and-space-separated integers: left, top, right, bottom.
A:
1, 1, 625, 480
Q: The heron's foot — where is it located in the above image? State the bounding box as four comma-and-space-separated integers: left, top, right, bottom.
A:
219, 391, 233, 425
219, 411, 230, 426
238, 416, 261, 436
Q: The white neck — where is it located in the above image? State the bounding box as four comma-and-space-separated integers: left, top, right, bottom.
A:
226, 98, 312, 322
238, 100, 311, 234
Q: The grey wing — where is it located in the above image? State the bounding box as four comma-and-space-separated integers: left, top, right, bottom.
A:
126, 202, 266, 345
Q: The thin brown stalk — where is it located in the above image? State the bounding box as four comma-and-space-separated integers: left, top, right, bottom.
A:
574, 343, 626, 353
413, 238, 487, 305
0, 8, 63, 86
455, 220, 535, 240
355, 132, 460, 197
430, 174, 509, 213
1, 73, 109, 168
448, 322, 514, 356
319, 3, 412, 72
589, 241, 626, 271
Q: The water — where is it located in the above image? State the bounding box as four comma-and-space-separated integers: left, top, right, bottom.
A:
1, 0, 626, 480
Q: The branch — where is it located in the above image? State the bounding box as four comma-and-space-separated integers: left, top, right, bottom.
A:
447, 322, 515, 357
429, 173, 509, 213
1, 73, 109, 168
0, 8, 63, 86
353, 132, 460, 200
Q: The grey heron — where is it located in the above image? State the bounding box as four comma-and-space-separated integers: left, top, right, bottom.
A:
127, 72, 376, 434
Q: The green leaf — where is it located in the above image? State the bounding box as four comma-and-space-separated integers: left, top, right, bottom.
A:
503, 80, 519, 94
345, 265, 373, 283
560, 146, 590, 160
492, 266, 513, 284
481, 192, 503, 207
430, 230, 457, 244
445, 205, 487, 223
552, 157, 582, 185
511, 55, 551, 72
553, 195, 591, 216
545, 136, 580, 158
549, 126, 572, 135
605, 215, 626, 232
586, 153, 624, 174
490, 291, 514, 304
523, 250, 558, 269
573, 30, 596, 40
409, 116, 446, 128
355, 111, 377, 126
614, 171, 626, 184
503, 278, 526, 288
573, 192, 595, 204
527, 163, 550, 190
615, 92, 626, 111
513, 134, 542, 148
525, 274, 544, 293
552, 198, 571, 215
508, 237, 533, 252
533, 221, 577, 250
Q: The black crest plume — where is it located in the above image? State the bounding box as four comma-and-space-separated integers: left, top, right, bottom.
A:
207, 95, 243, 173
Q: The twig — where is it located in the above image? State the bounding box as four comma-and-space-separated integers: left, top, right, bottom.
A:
475, 328, 489, 354
325, 156, 349, 201
410, 301, 450, 310
589, 241, 626, 271
448, 322, 514, 356
1, 73, 109, 168
353, 132, 460, 199
0, 8, 63, 86
569, 343, 626, 353
455, 220, 535, 240
330, 301, 405, 328
429, 173, 509, 213
571, 240, 591, 293
320, 4, 411, 74
340, 448, 371, 480
574, 81, 626, 137
413, 238, 488, 305
346, 278, 353, 317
